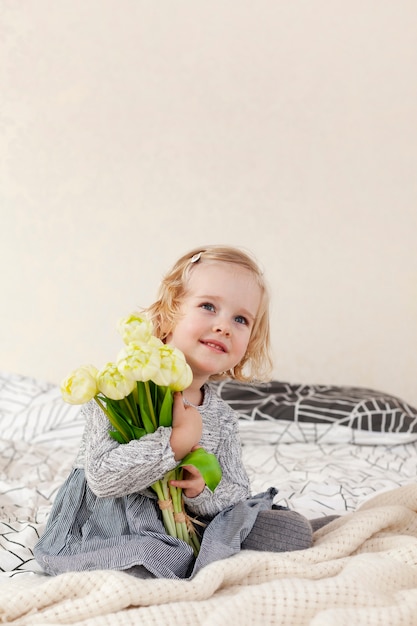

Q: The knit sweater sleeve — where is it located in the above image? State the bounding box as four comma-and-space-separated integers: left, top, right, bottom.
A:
182, 388, 251, 519
80, 400, 178, 498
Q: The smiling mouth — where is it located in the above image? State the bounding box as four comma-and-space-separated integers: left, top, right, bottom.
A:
201, 340, 227, 353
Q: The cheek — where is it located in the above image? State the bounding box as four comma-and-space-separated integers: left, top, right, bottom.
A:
166, 319, 193, 350
235, 332, 251, 357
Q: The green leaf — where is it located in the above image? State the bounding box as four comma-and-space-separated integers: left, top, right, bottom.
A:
101, 400, 144, 442
158, 387, 173, 427
150, 380, 159, 408
131, 425, 146, 439
156, 384, 168, 409
125, 393, 140, 427
98, 398, 132, 442
178, 448, 222, 492
104, 397, 130, 423
109, 430, 129, 444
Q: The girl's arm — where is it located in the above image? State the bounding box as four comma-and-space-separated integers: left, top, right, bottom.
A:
170, 392, 203, 460
181, 404, 251, 518
83, 400, 179, 498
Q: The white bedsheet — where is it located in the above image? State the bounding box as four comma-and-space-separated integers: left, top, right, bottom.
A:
1, 371, 417, 583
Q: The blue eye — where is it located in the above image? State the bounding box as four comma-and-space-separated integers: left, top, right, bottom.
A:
201, 302, 215, 312
235, 315, 248, 325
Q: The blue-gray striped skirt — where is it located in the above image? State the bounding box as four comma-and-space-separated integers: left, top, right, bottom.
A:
34, 468, 277, 579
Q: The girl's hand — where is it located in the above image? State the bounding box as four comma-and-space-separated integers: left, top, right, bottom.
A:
170, 461, 206, 498
170, 392, 203, 461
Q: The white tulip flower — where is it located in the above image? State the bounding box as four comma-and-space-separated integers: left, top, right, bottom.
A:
152, 345, 193, 391
170, 361, 193, 392
117, 342, 161, 382
60, 365, 98, 405
117, 313, 154, 345
96, 362, 136, 400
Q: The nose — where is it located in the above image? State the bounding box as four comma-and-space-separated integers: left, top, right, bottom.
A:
213, 320, 231, 336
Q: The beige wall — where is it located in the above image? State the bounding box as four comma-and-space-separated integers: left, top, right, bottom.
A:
2, 1, 416, 406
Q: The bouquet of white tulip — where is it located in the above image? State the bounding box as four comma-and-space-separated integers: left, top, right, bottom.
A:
60, 313, 222, 555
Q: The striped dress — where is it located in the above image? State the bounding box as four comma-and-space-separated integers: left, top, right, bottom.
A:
34, 384, 276, 579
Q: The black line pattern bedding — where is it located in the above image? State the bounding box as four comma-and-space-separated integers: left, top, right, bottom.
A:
1, 371, 417, 583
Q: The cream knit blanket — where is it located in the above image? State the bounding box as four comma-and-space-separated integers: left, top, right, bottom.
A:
1, 484, 417, 626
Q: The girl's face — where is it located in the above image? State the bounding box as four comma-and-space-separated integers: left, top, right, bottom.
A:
166, 262, 261, 388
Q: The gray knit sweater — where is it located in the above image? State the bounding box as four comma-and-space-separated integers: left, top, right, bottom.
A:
75, 384, 251, 519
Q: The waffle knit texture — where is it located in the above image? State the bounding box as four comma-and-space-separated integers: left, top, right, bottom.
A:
4, 485, 417, 626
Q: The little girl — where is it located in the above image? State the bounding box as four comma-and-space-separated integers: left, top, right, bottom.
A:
35, 245, 315, 580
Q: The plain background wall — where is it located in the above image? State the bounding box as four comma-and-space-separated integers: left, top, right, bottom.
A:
1, 1, 416, 406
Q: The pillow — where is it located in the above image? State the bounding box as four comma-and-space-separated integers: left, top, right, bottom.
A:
214, 380, 417, 434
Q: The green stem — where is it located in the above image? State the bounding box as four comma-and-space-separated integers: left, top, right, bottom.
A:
151, 479, 177, 537
132, 384, 139, 405
167, 470, 200, 555
168, 471, 187, 543
144, 381, 157, 429
123, 396, 137, 426
190, 529, 201, 557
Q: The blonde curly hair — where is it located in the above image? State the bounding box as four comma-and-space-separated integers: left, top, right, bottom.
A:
144, 245, 273, 383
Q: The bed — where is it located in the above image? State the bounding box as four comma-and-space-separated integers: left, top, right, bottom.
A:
1, 370, 417, 625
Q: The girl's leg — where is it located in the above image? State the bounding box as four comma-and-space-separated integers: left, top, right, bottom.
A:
241, 509, 313, 552
309, 515, 340, 532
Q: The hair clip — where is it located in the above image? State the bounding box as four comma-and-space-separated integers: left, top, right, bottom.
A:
190, 252, 202, 263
